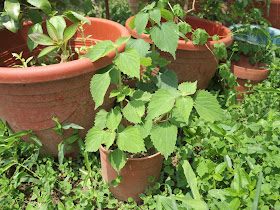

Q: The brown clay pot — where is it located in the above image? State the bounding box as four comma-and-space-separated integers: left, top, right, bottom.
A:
129, 0, 150, 14
99, 145, 164, 203
125, 15, 233, 89
0, 18, 129, 157
231, 55, 270, 100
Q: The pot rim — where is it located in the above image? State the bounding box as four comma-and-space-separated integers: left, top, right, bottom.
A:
125, 15, 233, 51
0, 17, 130, 84
99, 144, 163, 161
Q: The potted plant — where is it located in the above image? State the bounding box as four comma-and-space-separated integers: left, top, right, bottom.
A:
125, 1, 233, 89
84, 32, 225, 202
0, 0, 130, 156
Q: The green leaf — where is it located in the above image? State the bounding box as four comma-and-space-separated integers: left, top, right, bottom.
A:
84, 40, 114, 62
191, 28, 209, 45
46, 20, 59, 42
215, 162, 227, 174
85, 126, 105, 152
65, 134, 79, 145
126, 38, 150, 58
61, 123, 84, 130
178, 22, 192, 34
90, 71, 111, 109
50, 16, 66, 41
103, 130, 116, 149
140, 57, 152, 67
1, 14, 19, 33
135, 11, 149, 37
229, 198, 240, 210
155, 69, 178, 90
178, 81, 197, 96
176, 96, 193, 124
214, 42, 227, 60
122, 100, 145, 124
63, 23, 78, 42
160, 9, 173, 21
70, 11, 91, 24
134, 119, 153, 139
27, 0, 52, 15
4, 0, 20, 21
147, 89, 175, 120
252, 171, 263, 210
128, 16, 136, 30
38, 46, 57, 58
28, 9, 42, 24
150, 22, 179, 59
149, 8, 161, 25
117, 126, 146, 153
30, 134, 42, 147
131, 90, 152, 102
106, 107, 122, 130
182, 160, 201, 200
194, 90, 224, 121
174, 197, 208, 210
115, 36, 131, 48
94, 109, 108, 129
150, 122, 177, 159
28, 33, 55, 46
58, 143, 65, 165
27, 23, 43, 51
115, 48, 140, 78
108, 149, 127, 173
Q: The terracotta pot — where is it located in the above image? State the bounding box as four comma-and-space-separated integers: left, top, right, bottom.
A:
0, 17, 129, 157
99, 145, 164, 203
125, 16, 233, 89
129, 0, 150, 14
231, 55, 270, 100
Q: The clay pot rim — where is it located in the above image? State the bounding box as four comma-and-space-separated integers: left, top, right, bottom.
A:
99, 144, 163, 161
125, 15, 233, 51
0, 17, 130, 84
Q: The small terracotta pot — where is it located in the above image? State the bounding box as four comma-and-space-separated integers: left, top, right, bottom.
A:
125, 15, 233, 89
231, 55, 270, 100
0, 18, 129, 157
99, 145, 164, 203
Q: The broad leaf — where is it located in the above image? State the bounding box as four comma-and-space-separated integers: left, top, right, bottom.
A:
38, 46, 57, 58
122, 100, 145, 124
135, 11, 149, 37
115, 48, 140, 78
46, 20, 59, 42
150, 22, 179, 59
174, 197, 208, 210
150, 122, 177, 159
178, 81, 197, 96
117, 126, 146, 153
149, 8, 161, 25
215, 162, 228, 174
50, 16, 66, 41
126, 38, 150, 58
106, 107, 122, 130
131, 90, 152, 102
115, 36, 131, 48
28, 33, 55, 46
4, 0, 20, 21
70, 11, 91, 24
192, 28, 209, 45
154, 68, 178, 90
1, 14, 19, 33
140, 57, 152, 67
108, 149, 127, 173
27, 0, 52, 15
182, 160, 201, 200
63, 23, 78, 42
84, 40, 114, 62
194, 90, 224, 121
229, 198, 241, 210
134, 119, 153, 139
27, 23, 43, 51
85, 126, 105, 152
28, 9, 42, 24
147, 89, 175, 120
90, 71, 111, 109
104, 130, 116, 150
160, 9, 173, 21
176, 96, 193, 124
94, 109, 108, 129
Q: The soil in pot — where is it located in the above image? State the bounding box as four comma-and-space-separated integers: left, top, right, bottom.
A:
99, 145, 164, 203
231, 55, 270, 101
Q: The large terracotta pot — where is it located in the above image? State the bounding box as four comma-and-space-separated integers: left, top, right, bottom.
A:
99, 145, 164, 203
231, 55, 270, 100
0, 18, 129, 157
125, 16, 233, 89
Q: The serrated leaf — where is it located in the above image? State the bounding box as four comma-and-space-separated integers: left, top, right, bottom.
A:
140, 57, 152, 67
38, 46, 57, 58
90, 71, 111, 109
117, 126, 146, 153
27, 23, 43, 51
115, 48, 140, 78
182, 160, 201, 200
150, 22, 179, 59
27, 0, 52, 15
4, 0, 20, 21
108, 149, 127, 173
194, 90, 224, 121
131, 90, 152, 102
135, 11, 149, 37
106, 107, 122, 130
50, 16, 66, 41
178, 22, 192, 34
126, 38, 150, 58
63, 23, 78, 42
94, 109, 108, 129
160, 9, 173, 21
150, 122, 177, 159
178, 81, 197, 96
122, 100, 145, 124
85, 127, 105, 152
176, 96, 193, 124
149, 8, 161, 25
147, 89, 175, 120
128, 16, 136, 30
192, 28, 209, 45
28, 9, 42, 24
104, 130, 116, 149
84, 40, 114, 62
46, 20, 59, 42
134, 119, 153, 139
28, 33, 55, 46
115, 36, 131, 48
155, 68, 178, 90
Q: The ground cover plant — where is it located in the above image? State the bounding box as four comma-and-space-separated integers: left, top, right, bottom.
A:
1, 0, 280, 209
